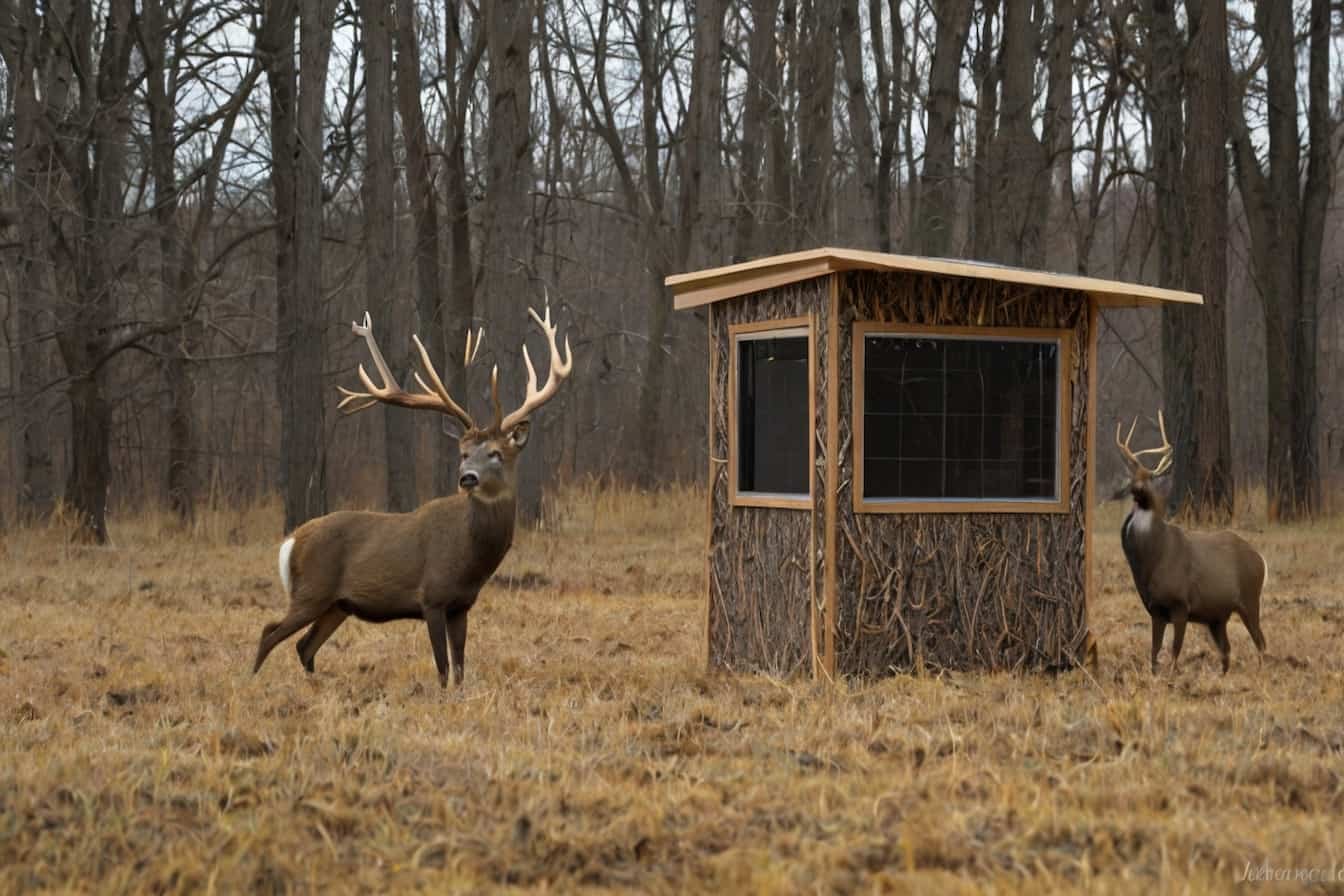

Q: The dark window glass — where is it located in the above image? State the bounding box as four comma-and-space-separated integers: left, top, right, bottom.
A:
862, 334, 1059, 501
738, 333, 809, 496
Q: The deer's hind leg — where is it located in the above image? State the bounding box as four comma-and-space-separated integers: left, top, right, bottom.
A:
254, 606, 325, 674
295, 607, 349, 673
1207, 620, 1231, 674
1238, 609, 1267, 658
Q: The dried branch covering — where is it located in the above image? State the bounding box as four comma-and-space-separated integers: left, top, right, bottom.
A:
708, 278, 829, 675
835, 271, 1091, 674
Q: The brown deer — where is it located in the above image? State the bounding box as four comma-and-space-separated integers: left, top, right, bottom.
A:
252, 305, 572, 687
1116, 412, 1268, 674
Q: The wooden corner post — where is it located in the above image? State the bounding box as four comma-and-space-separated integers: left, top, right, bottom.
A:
822, 274, 840, 680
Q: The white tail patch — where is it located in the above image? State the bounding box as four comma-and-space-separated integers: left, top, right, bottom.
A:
278, 536, 296, 597
1258, 552, 1270, 589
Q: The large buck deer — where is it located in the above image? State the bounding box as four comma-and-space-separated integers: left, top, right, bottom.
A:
252, 305, 572, 687
1116, 412, 1268, 674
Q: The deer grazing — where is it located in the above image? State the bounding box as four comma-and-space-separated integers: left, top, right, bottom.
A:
1116, 412, 1268, 674
252, 305, 572, 687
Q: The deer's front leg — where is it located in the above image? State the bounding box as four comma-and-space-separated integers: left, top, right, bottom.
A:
1149, 611, 1167, 675
1169, 607, 1188, 673
447, 611, 468, 686
424, 605, 450, 688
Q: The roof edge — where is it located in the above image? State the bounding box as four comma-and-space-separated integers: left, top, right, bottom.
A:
667, 247, 1203, 310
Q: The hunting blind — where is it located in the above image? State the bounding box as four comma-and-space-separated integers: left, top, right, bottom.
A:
667, 248, 1203, 678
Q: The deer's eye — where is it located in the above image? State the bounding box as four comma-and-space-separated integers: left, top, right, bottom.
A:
489, 450, 502, 461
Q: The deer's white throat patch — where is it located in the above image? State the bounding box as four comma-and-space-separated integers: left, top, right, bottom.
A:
1126, 506, 1154, 537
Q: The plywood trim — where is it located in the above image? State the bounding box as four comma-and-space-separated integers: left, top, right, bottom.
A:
851, 320, 1073, 515
668, 246, 1203, 310
823, 274, 839, 681
728, 316, 814, 510
672, 261, 837, 309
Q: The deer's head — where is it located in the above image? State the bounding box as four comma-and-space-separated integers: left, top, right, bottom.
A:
337, 303, 572, 502
1114, 410, 1174, 520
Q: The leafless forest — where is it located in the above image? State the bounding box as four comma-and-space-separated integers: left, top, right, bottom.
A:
1, 0, 1342, 540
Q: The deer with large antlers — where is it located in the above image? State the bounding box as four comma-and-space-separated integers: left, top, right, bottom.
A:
1116, 411, 1268, 674
252, 305, 572, 687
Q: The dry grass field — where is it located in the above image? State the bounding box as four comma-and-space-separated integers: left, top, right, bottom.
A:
2, 484, 1343, 893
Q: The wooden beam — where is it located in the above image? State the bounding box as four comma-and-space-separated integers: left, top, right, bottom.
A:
1084, 297, 1099, 660
704, 305, 715, 671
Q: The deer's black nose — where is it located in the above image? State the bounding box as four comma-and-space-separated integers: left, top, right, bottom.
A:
459, 471, 479, 490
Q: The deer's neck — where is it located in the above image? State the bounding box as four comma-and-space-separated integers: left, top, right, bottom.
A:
465, 491, 516, 555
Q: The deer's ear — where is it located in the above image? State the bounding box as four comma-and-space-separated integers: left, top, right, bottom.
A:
507, 420, 531, 449
441, 417, 468, 441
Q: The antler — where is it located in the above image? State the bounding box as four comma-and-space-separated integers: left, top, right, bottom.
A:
498, 301, 574, 432
1115, 410, 1173, 476
337, 312, 484, 432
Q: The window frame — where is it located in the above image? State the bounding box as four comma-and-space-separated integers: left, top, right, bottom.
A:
729, 316, 815, 509
852, 321, 1072, 514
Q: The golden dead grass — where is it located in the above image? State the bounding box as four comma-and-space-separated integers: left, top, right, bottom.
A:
2, 485, 1343, 893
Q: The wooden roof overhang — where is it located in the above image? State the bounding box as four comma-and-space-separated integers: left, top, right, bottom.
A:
667, 247, 1203, 310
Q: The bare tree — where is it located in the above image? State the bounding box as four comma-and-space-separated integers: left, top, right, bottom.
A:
915, 0, 973, 257
733, 0, 783, 260
1166, 0, 1232, 518
394, 0, 444, 496
358, 0, 415, 511
0, 0, 56, 521
796, 0, 837, 242
262, 0, 337, 532
1230, 0, 1333, 518
482, 0, 539, 517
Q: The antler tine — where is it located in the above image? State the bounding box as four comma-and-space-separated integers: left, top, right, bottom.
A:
1115, 417, 1142, 469
499, 302, 574, 432
409, 333, 478, 430
464, 326, 485, 366
335, 311, 478, 431
1115, 410, 1174, 476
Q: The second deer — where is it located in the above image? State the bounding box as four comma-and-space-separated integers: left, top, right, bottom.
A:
1116, 412, 1268, 674
252, 304, 572, 687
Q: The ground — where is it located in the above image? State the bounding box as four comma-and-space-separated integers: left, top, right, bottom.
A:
1, 485, 1342, 893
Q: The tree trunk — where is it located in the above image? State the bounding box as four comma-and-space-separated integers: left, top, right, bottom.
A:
839, 0, 876, 244
395, 0, 450, 497
1228, 0, 1328, 519
144, 0, 196, 524
6, 7, 56, 520
1292, 0, 1330, 517
765, 0, 795, 253
733, 0, 782, 260
264, 0, 333, 532
1147, 0, 1198, 512
59, 0, 134, 542
988, 0, 1047, 266
1173, 0, 1232, 520
969, 0, 999, 259
870, 0, 904, 253
482, 0, 539, 519
915, 0, 973, 257
676, 0, 727, 267
795, 0, 838, 242
441, 1, 481, 497
361, 0, 416, 512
